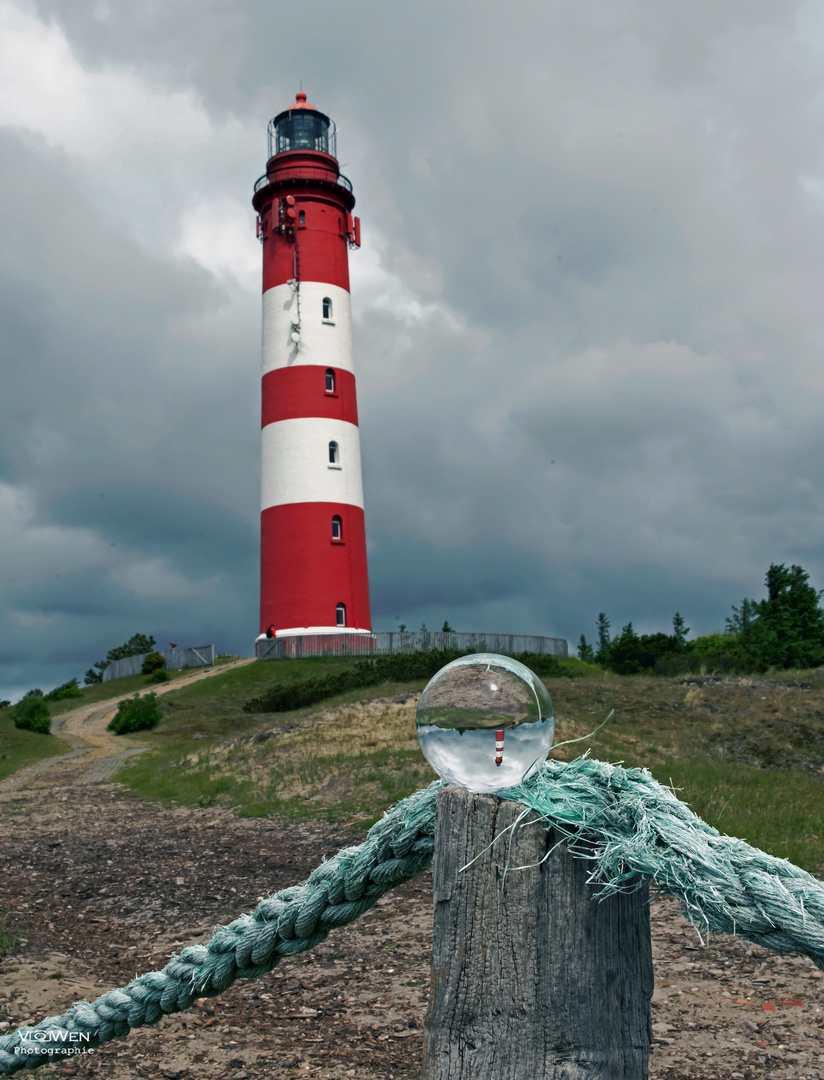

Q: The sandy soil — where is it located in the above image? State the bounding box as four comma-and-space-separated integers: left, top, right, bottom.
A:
1, 676, 824, 1079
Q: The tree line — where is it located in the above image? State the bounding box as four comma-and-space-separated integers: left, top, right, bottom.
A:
577, 563, 824, 675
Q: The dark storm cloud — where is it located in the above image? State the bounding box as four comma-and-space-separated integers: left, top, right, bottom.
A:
51, 486, 256, 575
4, 0, 824, 699
0, 123, 259, 697
0, 127, 259, 500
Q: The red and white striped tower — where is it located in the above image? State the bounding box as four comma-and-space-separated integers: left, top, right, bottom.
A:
252, 92, 372, 640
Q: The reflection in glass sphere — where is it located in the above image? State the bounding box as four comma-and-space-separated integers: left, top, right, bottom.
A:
416, 653, 555, 794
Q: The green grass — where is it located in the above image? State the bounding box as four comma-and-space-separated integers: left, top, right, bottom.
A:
0, 710, 64, 783
45, 667, 205, 717
658, 756, 824, 870
120, 669, 434, 826
150, 655, 364, 724
556, 657, 606, 678
547, 671, 824, 872
0, 914, 20, 958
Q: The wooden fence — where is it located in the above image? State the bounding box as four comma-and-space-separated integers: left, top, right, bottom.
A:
256, 631, 568, 661
102, 645, 215, 681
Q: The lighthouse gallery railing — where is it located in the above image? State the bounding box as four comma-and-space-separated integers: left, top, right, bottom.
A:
254, 170, 353, 195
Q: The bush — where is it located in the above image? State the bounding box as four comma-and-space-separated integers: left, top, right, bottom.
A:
11, 695, 51, 734
107, 693, 163, 735
606, 625, 685, 675
655, 633, 767, 676
149, 670, 169, 683
512, 652, 565, 678
45, 678, 83, 701
141, 651, 165, 675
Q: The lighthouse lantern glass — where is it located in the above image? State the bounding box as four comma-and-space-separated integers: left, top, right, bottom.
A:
272, 110, 334, 156
416, 653, 555, 794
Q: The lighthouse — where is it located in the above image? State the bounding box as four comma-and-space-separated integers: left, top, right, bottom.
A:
252, 93, 372, 641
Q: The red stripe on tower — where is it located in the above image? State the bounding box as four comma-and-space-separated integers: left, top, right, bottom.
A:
252, 92, 371, 639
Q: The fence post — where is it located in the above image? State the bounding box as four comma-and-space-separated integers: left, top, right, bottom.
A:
421, 786, 653, 1080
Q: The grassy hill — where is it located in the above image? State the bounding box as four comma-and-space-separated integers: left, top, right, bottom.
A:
8, 657, 824, 873
111, 660, 824, 874
0, 712, 64, 783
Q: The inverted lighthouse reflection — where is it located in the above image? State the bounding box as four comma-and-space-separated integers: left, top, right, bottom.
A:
416, 653, 555, 794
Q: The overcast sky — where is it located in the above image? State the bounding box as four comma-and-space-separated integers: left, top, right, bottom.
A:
3, 0, 824, 699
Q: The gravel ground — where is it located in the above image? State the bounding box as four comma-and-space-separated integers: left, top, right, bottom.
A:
1, 724, 824, 1078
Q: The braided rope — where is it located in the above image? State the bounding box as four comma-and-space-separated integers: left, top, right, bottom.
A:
2, 757, 824, 1072
502, 758, 824, 967
0, 781, 441, 1074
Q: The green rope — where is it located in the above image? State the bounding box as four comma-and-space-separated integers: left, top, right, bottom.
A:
2, 757, 823, 1073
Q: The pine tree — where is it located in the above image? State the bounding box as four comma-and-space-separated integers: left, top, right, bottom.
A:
577, 635, 595, 663
759, 564, 824, 668
85, 633, 157, 684
725, 598, 760, 636
672, 612, 690, 647
607, 623, 642, 674
726, 564, 824, 669
595, 613, 611, 665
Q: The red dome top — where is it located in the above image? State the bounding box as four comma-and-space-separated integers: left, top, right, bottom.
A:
286, 91, 317, 111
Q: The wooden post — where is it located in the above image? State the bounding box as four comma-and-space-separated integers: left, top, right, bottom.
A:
421, 786, 653, 1080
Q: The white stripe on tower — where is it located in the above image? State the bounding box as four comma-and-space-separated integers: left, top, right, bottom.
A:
262, 282, 354, 374
260, 418, 364, 509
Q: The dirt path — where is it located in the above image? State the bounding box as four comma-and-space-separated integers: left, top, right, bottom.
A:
1, 670, 824, 1078
0, 659, 255, 796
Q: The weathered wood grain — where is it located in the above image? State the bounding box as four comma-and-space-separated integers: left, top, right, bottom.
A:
421, 786, 653, 1080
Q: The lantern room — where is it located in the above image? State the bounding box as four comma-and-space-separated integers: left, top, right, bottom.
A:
268, 92, 337, 160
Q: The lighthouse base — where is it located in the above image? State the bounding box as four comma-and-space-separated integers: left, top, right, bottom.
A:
256, 626, 373, 640
256, 631, 377, 660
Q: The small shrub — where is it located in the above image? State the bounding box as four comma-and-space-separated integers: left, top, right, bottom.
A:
149, 670, 169, 683
107, 693, 162, 735
11, 696, 51, 734
45, 678, 83, 701
141, 651, 165, 675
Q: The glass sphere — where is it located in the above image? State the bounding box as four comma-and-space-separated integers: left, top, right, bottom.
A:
416, 653, 555, 793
